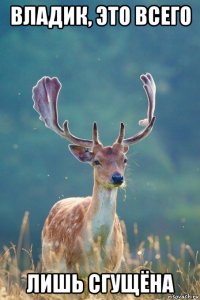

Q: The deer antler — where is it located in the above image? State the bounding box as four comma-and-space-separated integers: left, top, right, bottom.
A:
32, 77, 94, 148
116, 123, 125, 144
122, 73, 156, 145
33, 74, 156, 148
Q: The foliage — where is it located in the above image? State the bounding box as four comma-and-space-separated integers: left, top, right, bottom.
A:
0, 214, 200, 299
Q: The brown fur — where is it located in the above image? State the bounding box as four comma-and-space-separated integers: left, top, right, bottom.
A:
42, 144, 127, 276
42, 196, 123, 276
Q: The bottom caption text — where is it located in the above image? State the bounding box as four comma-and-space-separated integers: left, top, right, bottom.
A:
26, 270, 175, 297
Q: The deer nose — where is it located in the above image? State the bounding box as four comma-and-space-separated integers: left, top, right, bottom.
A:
111, 172, 124, 185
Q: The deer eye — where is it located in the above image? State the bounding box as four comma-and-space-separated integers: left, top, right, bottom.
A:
124, 158, 128, 164
94, 160, 101, 166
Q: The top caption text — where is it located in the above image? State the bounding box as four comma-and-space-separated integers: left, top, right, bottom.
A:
11, 5, 192, 28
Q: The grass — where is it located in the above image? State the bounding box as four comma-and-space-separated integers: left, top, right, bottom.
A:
0, 213, 199, 300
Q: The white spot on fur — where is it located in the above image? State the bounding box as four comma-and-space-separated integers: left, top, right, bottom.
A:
55, 241, 59, 247
42, 240, 53, 251
74, 215, 79, 221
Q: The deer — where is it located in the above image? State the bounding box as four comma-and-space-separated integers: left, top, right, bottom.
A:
32, 73, 156, 277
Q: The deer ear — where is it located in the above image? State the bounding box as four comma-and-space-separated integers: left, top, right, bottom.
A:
68, 145, 93, 163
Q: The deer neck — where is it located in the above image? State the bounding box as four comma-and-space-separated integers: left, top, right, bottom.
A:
86, 181, 118, 243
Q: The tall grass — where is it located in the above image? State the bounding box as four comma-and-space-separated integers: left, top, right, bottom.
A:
0, 213, 199, 299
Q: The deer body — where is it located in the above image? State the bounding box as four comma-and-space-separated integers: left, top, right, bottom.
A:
33, 73, 156, 275
42, 188, 123, 275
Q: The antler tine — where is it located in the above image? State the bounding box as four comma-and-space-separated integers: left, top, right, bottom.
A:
123, 117, 155, 145
33, 77, 93, 148
93, 122, 101, 145
116, 122, 125, 144
139, 73, 156, 126
123, 73, 156, 145
63, 120, 94, 147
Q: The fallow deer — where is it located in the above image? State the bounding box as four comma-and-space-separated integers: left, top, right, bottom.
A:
32, 73, 156, 277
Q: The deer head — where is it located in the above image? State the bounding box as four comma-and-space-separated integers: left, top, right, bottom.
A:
32, 73, 156, 188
